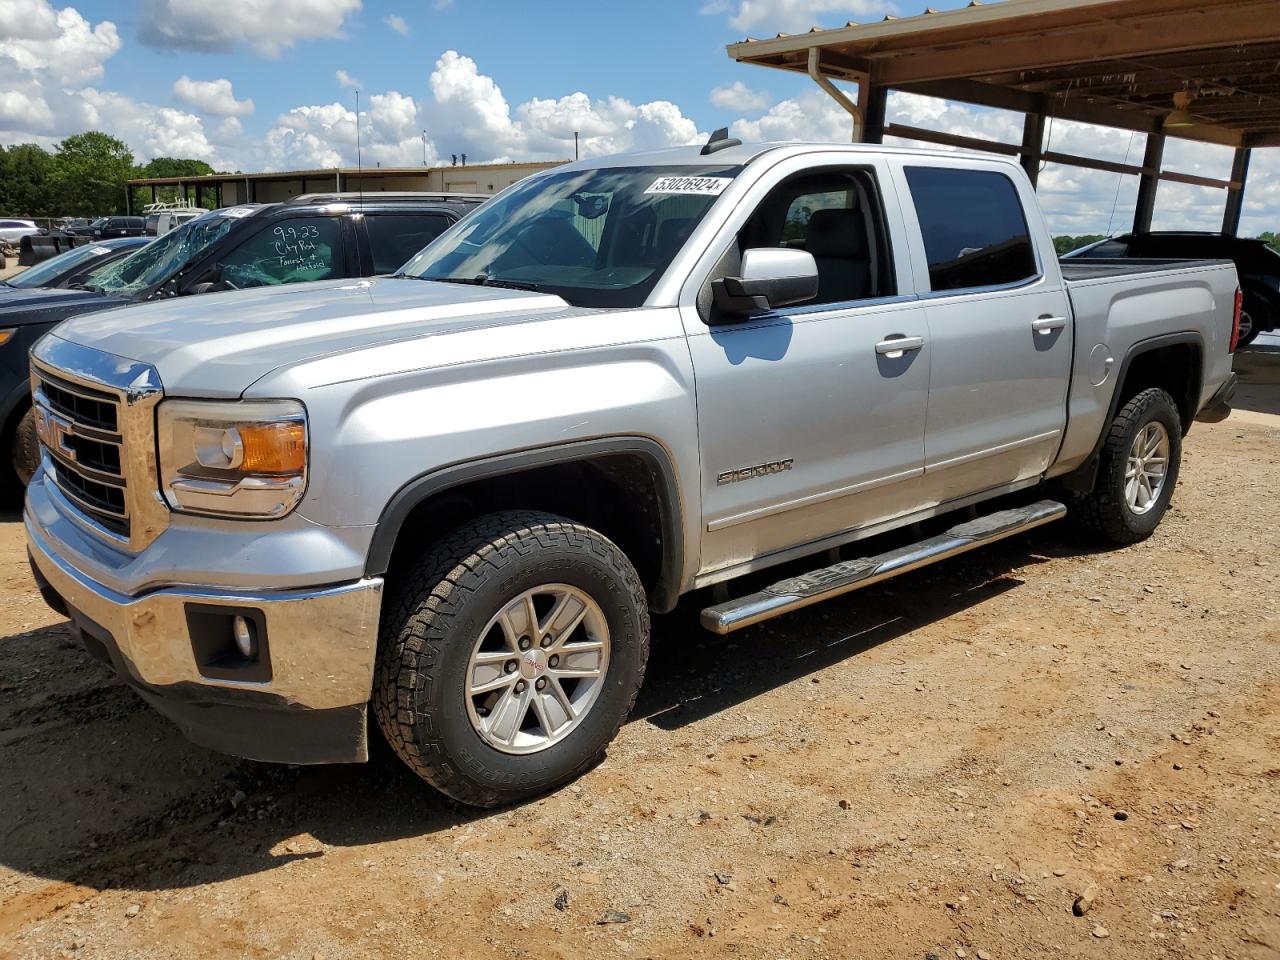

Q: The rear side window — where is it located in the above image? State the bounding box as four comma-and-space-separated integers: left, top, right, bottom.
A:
219, 217, 344, 288
905, 167, 1037, 292
365, 213, 452, 274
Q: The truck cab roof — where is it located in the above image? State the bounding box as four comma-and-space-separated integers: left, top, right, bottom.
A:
558, 140, 1025, 173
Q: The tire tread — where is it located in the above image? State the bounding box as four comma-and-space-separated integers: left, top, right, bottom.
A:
1070, 387, 1180, 544
372, 510, 649, 807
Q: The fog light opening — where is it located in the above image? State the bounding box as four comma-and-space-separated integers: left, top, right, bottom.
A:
232, 615, 258, 659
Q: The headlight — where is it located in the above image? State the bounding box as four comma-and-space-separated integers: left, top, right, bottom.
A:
157, 399, 307, 518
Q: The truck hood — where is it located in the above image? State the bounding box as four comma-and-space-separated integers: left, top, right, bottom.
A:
0, 286, 131, 322
47, 277, 573, 397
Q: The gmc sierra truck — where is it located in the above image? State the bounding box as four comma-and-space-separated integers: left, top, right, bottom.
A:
25, 136, 1239, 808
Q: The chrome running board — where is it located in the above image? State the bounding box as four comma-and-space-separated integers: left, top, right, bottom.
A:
700, 499, 1067, 635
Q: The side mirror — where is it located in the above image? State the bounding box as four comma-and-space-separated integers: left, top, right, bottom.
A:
711, 248, 818, 319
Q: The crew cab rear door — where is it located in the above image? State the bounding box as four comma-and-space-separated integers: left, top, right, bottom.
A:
892, 158, 1072, 503
679, 153, 930, 577
357, 209, 458, 275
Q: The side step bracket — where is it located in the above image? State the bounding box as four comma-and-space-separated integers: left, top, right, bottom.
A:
700, 499, 1067, 635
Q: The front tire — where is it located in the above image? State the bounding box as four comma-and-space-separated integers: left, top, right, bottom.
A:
11, 408, 39, 487
1071, 387, 1182, 544
373, 510, 650, 807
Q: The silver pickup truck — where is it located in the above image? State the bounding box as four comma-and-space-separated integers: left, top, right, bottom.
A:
25, 137, 1240, 807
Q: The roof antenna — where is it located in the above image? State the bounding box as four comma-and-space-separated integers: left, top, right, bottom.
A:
701, 126, 742, 156
354, 90, 364, 207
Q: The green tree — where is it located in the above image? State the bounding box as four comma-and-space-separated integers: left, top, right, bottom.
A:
139, 157, 216, 179
50, 131, 136, 216
0, 143, 56, 217
1257, 231, 1279, 253
1053, 234, 1106, 257
135, 157, 220, 209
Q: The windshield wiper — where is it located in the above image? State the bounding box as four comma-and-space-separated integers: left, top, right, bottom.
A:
477, 276, 541, 292
69, 282, 103, 294
413, 274, 541, 292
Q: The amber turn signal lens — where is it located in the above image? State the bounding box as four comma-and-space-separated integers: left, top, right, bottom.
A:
238, 420, 306, 475
0, 329, 14, 347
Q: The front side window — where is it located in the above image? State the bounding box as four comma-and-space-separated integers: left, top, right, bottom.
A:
905, 166, 1037, 292
219, 217, 344, 288
401, 165, 742, 308
366, 213, 452, 274
734, 169, 891, 307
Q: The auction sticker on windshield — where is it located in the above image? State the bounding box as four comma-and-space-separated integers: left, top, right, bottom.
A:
645, 176, 732, 196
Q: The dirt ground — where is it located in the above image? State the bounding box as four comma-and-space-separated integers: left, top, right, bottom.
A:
1, 348, 1277, 960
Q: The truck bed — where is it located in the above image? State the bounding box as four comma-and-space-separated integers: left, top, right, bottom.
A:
1059, 257, 1226, 282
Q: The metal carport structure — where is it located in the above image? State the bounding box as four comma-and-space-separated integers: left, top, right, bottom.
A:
727, 0, 1280, 235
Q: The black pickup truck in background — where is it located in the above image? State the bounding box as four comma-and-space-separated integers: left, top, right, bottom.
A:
0, 192, 486, 488
1065, 231, 1280, 346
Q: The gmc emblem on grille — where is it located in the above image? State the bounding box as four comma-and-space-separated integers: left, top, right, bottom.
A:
33, 405, 77, 462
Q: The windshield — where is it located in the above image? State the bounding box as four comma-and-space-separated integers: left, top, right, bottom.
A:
9, 243, 118, 288
401, 164, 742, 308
88, 212, 238, 296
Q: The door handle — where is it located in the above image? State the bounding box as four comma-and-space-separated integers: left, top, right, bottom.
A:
875, 335, 925, 358
1032, 316, 1068, 334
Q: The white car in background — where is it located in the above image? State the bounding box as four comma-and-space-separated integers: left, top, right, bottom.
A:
143, 203, 205, 237
0, 219, 40, 244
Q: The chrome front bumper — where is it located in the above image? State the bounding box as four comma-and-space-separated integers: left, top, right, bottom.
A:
26, 511, 384, 764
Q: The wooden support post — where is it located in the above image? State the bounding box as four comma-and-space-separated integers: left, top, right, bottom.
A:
862, 83, 887, 144
1221, 147, 1251, 236
1020, 101, 1046, 187
1132, 132, 1164, 234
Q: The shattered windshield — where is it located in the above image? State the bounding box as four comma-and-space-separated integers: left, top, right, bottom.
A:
88, 211, 241, 296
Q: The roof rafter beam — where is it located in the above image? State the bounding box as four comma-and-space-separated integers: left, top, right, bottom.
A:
884, 123, 1238, 189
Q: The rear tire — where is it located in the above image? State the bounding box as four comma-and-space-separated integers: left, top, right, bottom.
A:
1071, 387, 1182, 544
11, 408, 39, 487
373, 510, 649, 807
1236, 306, 1261, 348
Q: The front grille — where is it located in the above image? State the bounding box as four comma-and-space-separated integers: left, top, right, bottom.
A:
38, 373, 120, 433
32, 370, 131, 539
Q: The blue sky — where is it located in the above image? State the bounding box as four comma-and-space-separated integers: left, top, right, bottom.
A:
59, 0, 907, 137
1, 0, 1275, 235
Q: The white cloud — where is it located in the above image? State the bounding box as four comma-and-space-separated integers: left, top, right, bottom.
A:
384, 13, 409, 35
259, 51, 703, 171
138, 0, 362, 57
0, 89, 55, 132
710, 80, 770, 113
336, 69, 361, 89
730, 88, 855, 142
73, 87, 223, 163
173, 76, 254, 117
711, 0, 893, 34
428, 50, 523, 159
0, 0, 121, 85
215, 116, 243, 141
